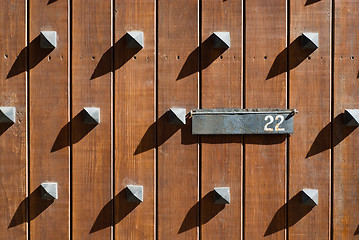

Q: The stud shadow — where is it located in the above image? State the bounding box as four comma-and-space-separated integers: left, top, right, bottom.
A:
7, 35, 54, 79
177, 34, 229, 80
135, 111, 196, 155
90, 188, 140, 233
305, 0, 321, 6
357, 71, 359, 78
178, 191, 225, 234
8, 186, 54, 228
51, 109, 98, 152
0, 122, 14, 136
48, 0, 58, 4
355, 225, 359, 235
267, 35, 316, 80
91, 33, 141, 80
306, 113, 357, 158
264, 191, 315, 236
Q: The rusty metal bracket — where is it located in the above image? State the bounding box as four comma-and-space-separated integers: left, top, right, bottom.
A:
191, 108, 297, 135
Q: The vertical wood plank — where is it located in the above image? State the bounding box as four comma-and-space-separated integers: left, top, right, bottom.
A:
0, 0, 27, 239
333, 0, 359, 238
200, 0, 242, 239
72, 0, 112, 239
157, 0, 199, 239
114, 0, 155, 239
244, 0, 287, 239
29, 0, 69, 239
289, 0, 331, 239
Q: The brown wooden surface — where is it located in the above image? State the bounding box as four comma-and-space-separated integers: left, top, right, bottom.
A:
157, 0, 199, 239
114, 0, 155, 239
200, 0, 242, 239
244, 0, 287, 239
289, 0, 331, 239
0, 0, 27, 239
72, 0, 112, 239
333, 0, 359, 238
29, 0, 69, 239
1, 1, 359, 239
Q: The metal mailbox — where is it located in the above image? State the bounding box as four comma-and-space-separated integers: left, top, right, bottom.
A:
191, 108, 297, 135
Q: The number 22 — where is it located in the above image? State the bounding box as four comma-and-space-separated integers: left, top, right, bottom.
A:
264, 115, 285, 132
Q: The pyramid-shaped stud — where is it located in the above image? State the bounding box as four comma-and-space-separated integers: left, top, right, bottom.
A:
344, 109, 359, 126
126, 31, 144, 48
302, 32, 319, 49
40, 182, 58, 200
126, 185, 143, 203
214, 187, 230, 204
0, 107, 16, 124
212, 32, 230, 48
82, 107, 100, 124
40, 31, 57, 48
169, 107, 186, 125
301, 188, 318, 206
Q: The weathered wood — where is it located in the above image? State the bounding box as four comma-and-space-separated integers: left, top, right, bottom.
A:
157, 0, 199, 239
29, 0, 69, 239
244, 0, 287, 239
0, 1, 27, 239
72, 0, 112, 239
114, 0, 155, 239
289, 0, 331, 239
333, 0, 359, 238
200, 0, 242, 239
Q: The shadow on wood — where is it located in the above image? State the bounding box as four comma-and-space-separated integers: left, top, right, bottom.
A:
7, 35, 54, 79
178, 191, 225, 234
47, 0, 58, 4
90, 188, 140, 233
305, 0, 321, 6
134, 111, 184, 155
51, 109, 97, 152
267, 36, 316, 80
0, 122, 14, 136
306, 113, 357, 158
264, 191, 314, 236
177, 34, 228, 80
355, 225, 359, 235
8, 186, 54, 228
91, 33, 141, 80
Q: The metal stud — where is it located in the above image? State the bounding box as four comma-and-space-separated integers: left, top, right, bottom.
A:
344, 109, 359, 126
126, 31, 144, 48
40, 31, 57, 48
212, 32, 230, 48
214, 187, 230, 204
301, 188, 318, 206
0, 107, 15, 124
302, 32, 319, 49
41, 182, 58, 200
82, 107, 100, 124
169, 107, 186, 125
126, 185, 143, 203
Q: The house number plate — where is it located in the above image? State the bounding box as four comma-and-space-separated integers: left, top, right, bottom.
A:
191, 109, 297, 135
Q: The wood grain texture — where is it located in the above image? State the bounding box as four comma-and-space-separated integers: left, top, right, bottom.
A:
200, 0, 242, 239
333, 0, 359, 238
157, 0, 199, 239
289, 0, 331, 239
29, 0, 69, 239
72, 0, 112, 239
0, 1, 27, 239
114, 0, 155, 239
244, 0, 287, 239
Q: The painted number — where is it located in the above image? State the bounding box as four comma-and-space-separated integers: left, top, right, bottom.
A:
264, 115, 274, 131
264, 115, 285, 132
